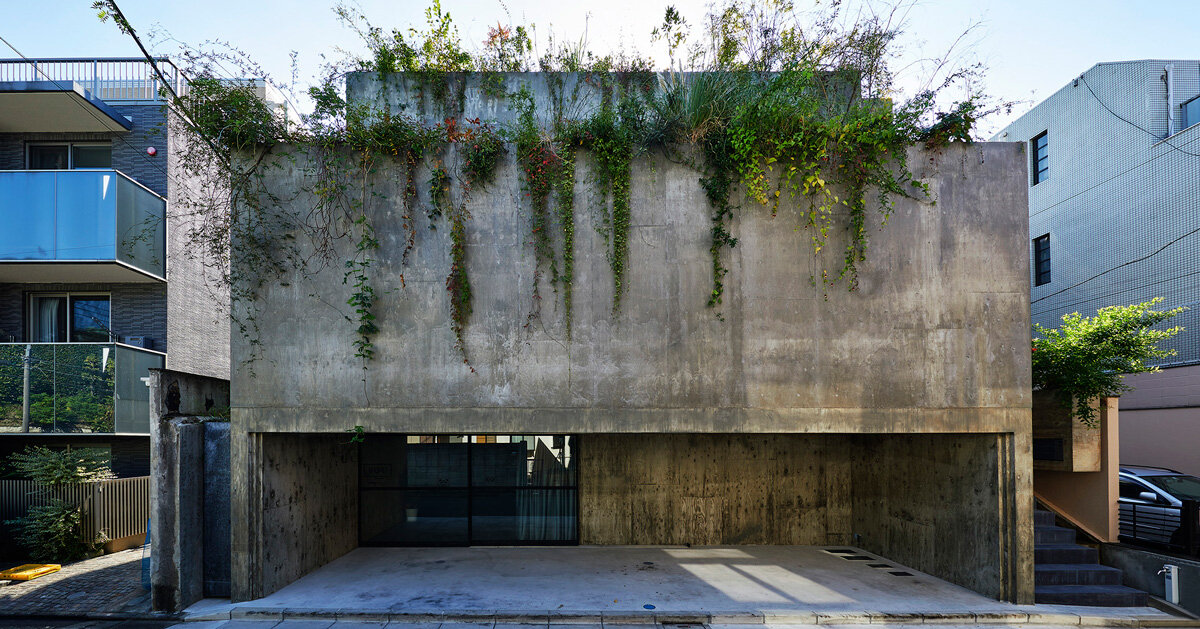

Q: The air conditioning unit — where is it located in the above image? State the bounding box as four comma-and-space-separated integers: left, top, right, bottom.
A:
123, 336, 154, 349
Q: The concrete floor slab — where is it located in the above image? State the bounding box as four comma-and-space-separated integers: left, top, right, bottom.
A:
182, 547, 1181, 626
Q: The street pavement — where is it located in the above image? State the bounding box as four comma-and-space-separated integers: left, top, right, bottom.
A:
0, 545, 151, 619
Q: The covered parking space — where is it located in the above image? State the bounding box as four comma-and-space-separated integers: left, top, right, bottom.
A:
185, 545, 1178, 626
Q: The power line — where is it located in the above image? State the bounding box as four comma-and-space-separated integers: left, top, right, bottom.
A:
0, 35, 239, 214
1025, 74, 1200, 221
1079, 73, 1200, 157
1031, 222, 1200, 305
1031, 267, 1200, 318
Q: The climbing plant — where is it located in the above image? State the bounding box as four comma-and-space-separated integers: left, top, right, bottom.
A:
101, 0, 1002, 377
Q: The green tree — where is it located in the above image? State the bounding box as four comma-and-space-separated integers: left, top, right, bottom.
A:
1032, 298, 1185, 425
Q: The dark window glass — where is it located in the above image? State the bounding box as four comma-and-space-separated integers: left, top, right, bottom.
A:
471, 488, 578, 542
360, 489, 469, 545
72, 145, 112, 169
360, 435, 577, 545
1120, 480, 1148, 499
406, 442, 468, 487
70, 296, 110, 342
1033, 234, 1051, 286
1031, 132, 1049, 184
1183, 97, 1200, 130
29, 145, 68, 170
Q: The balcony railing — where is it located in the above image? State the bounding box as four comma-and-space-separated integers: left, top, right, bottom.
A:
0, 169, 165, 279
0, 343, 164, 434
0, 57, 187, 101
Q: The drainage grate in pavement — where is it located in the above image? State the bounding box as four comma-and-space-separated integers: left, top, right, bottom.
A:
844, 555, 875, 560
822, 548, 858, 554
868, 563, 892, 568
889, 571, 915, 576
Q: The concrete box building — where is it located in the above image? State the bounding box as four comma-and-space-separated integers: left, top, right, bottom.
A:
995, 60, 1200, 477
0, 57, 229, 475
230, 73, 1035, 603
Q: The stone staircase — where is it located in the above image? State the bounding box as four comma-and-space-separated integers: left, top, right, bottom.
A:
1034, 508, 1149, 606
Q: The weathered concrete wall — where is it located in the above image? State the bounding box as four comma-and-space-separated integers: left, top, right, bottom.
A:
1101, 544, 1200, 616
148, 368, 230, 612
581, 433, 1027, 602
850, 433, 1025, 602
233, 82, 1031, 436
151, 419, 203, 611
232, 433, 358, 600
203, 421, 231, 597
581, 434, 853, 545
230, 74, 1034, 603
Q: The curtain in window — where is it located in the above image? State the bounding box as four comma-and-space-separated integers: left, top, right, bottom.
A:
517, 438, 576, 541
33, 296, 65, 342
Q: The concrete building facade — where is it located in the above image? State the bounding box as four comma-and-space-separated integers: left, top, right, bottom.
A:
996, 60, 1200, 477
231, 74, 1035, 603
0, 57, 229, 474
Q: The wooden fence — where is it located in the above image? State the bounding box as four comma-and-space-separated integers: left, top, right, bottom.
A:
0, 476, 150, 544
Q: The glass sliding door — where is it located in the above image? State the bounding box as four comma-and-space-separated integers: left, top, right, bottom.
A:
359, 435, 577, 546
27, 294, 110, 343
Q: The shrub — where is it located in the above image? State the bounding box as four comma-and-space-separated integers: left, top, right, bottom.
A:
1032, 298, 1185, 425
4, 446, 113, 562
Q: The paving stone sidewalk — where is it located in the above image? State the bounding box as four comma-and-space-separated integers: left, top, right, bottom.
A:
0, 545, 152, 617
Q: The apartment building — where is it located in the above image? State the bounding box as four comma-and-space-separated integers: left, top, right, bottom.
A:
0, 57, 229, 476
996, 60, 1200, 476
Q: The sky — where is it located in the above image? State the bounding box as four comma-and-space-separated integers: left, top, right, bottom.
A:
4, 0, 1199, 136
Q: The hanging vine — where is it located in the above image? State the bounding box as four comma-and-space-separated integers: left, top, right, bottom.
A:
144, 0, 995, 379
551, 140, 577, 336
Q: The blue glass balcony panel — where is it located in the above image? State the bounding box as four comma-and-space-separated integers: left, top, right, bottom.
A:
0, 170, 164, 278
0, 343, 164, 434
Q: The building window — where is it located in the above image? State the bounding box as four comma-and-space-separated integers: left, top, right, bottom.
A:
27, 143, 112, 170
27, 293, 111, 342
1033, 234, 1051, 286
359, 434, 577, 546
1031, 131, 1048, 185
1183, 95, 1200, 130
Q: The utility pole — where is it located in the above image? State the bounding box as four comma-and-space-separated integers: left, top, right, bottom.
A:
21, 344, 31, 432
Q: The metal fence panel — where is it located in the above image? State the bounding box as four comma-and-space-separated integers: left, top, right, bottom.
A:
0, 476, 149, 544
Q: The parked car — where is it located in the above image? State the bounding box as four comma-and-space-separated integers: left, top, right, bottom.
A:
1118, 465, 1200, 549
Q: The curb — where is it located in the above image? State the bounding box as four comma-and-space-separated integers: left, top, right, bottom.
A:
177, 607, 1200, 627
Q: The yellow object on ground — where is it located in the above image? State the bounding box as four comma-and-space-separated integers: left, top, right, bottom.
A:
0, 563, 61, 581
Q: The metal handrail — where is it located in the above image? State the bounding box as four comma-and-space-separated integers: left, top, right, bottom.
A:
0, 57, 189, 100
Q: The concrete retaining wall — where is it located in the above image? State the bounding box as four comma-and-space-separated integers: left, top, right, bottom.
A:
581, 434, 854, 546
582, 432, 1020, 601
1101, 544, 1200, 616
148, 368, 230, 612
851, 433, 1019, 601
232, 433, 358, 601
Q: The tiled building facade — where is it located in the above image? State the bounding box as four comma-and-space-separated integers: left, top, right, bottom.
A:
0, 58, 228, 474
996, 60, 1200, 476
